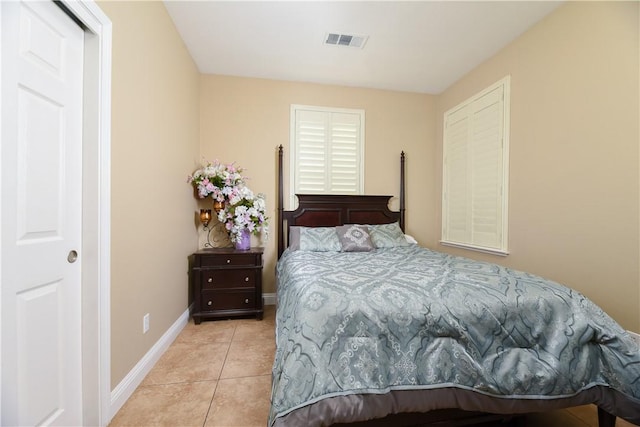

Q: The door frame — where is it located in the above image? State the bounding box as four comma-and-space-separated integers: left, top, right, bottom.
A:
0, 1, 112, 425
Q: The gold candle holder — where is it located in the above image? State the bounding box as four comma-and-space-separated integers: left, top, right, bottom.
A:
199, 209, 212, 228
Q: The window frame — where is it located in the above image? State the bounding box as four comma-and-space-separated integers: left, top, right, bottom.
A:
441, 76, 510, 256
289, 104, 365, 209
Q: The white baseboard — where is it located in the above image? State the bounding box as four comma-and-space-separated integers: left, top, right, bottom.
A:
109, 307, 190, 421
264, 292, 276, 306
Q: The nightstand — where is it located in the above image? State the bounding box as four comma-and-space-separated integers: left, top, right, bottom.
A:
191, 247, 263, 323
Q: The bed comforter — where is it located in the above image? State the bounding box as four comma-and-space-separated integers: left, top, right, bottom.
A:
269, 245, 640, 426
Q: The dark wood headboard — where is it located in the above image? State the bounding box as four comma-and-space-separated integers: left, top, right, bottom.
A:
277, 145, 405, 257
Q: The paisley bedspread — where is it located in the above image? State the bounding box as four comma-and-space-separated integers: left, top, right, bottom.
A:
269, 245, 640, 426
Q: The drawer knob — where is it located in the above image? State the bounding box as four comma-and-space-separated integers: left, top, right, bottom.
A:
244, 298, 249, 304
207, 277, 213, 283
244, 277, 249, 282
226, 259, 231, 264
207, 300, 212, 306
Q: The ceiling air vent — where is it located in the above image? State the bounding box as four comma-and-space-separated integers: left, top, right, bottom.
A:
324, 33, 368, 49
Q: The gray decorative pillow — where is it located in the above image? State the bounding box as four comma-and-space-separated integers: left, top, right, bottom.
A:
369, 222, 410, 248
288, 226, 302, 251
299, 227, 341, 252
336, 224, 374, 252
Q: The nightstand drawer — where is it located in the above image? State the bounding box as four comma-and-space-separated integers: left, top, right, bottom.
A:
201, 269, 255, 289
201, 290, 255, 311
199, 253, 259, 267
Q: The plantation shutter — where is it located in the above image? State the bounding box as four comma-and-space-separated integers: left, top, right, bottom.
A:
329, 112, 360, 193
296, 110, 327, 193
442, 77, 509, 255
292, 106, 364, 206
443, 106, 470, 244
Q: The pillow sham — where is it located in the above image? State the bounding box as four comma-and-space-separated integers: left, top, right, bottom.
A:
288, 226, 302, 251
299, 227, 341, 252
369, 222, 410, 248
336, 224, 374, 252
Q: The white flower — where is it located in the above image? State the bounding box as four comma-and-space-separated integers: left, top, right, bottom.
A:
239, 186, 253, 199
254, 195, 266, 211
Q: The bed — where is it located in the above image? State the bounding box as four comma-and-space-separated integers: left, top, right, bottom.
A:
270, 146, 640, 427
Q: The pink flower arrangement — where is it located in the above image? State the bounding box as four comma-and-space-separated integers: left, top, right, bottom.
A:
187, 160, 244, 202
188, 160, 268, 243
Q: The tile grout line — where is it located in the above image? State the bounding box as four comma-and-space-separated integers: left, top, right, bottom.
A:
201, 380, 219, 427
202, 324, 237, 427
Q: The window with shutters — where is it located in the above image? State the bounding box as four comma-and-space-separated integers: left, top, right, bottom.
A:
441, 76, 510, 256
290, 105, 364, 208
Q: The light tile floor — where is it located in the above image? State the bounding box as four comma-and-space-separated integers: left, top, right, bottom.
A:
109, 306, 635, 427
109, 308, 275, 427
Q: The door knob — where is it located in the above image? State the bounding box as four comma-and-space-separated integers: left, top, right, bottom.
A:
67, 250, 78, 263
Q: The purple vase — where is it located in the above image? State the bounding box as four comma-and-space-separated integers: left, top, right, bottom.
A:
235, 228, 251, 250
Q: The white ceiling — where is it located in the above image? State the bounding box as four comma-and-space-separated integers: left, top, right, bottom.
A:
164, 1, 562, 94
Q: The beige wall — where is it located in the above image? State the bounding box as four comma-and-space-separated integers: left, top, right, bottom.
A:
98, 1, 201, 387
434, 2, 639, 331
199, 75, 436, 293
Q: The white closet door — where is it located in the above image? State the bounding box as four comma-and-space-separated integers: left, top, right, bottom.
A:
1, 1, 84, 425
